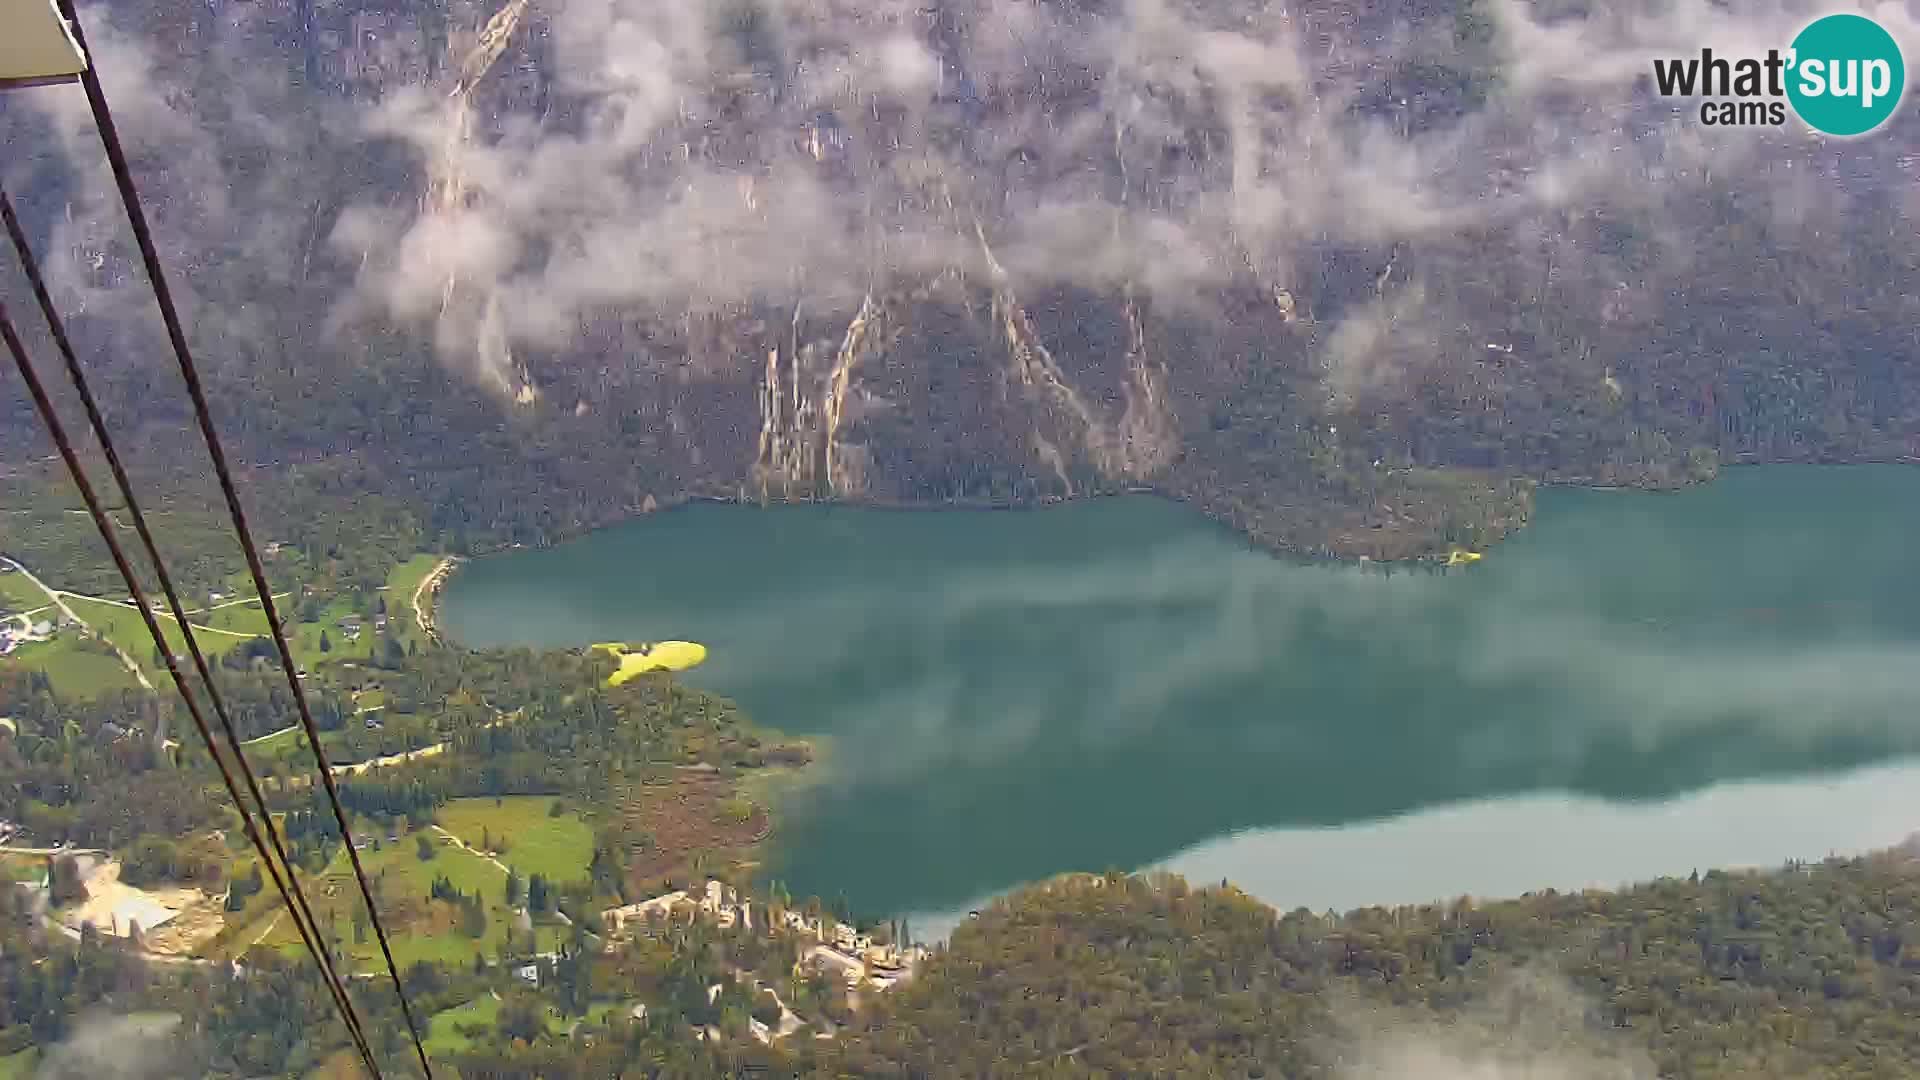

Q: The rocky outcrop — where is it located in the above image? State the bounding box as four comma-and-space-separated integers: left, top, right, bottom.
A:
5, 0, 1918, 560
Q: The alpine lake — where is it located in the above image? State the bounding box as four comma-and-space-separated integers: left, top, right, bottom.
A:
440, 465, 1920, 935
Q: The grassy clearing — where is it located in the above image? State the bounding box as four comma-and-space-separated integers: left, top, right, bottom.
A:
582, 1001, 626, 1026
424, 994, 505, 1055
2, 636, 141, 697
258, 829, 562, 973
1, 570, 145, 698
98, 555, 433, 673
205, 843, 296, 963
304, 1047, 367, 1080
287, 596, 383, 670
386, 555, 442, 629
0, 571, 47, 613
243, 727, 364, 774
423, 994, 587, 1057
60, 594, 259, 664
198, 603, 274, 636
435, 798, 595, 885
0, 854, 44, 884
0, 1048, 37, 1080
3, 551, 437, 695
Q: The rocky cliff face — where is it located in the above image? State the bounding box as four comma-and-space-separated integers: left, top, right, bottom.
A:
4, 0, 1917, 557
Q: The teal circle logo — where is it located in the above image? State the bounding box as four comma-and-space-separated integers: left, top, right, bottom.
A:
1786, 14, 1905, 135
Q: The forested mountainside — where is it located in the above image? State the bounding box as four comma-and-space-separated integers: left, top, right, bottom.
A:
14, 841, 1920, 1076
804, 861, 1920, 1078
3, 0, 1918, 556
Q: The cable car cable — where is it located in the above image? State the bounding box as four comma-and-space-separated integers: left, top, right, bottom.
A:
0, 187, 378, 1066
52, 4, 435, 1071
0, 299, 383, 1077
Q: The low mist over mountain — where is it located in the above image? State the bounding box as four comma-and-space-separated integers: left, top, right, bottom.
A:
4, 0, 1917, 555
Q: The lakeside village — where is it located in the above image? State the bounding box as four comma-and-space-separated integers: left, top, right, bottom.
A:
604, 879, 931, 993
0, 820, 933, 986
1, 557, 936, 1043
0, 839, 931, 1047
0, 818, 934, 982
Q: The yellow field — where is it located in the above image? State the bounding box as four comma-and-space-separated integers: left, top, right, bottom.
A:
592, 641, 708, 686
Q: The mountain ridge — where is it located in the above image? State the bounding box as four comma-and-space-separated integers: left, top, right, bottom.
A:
2, 0, 1916, 557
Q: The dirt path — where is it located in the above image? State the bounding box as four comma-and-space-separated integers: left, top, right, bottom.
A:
54, 593, 263, 637
430, 825, 511, 875
276, 705, 517, 790
2, 557, 153, 690
333, 741, 447, 777
52, 591, 269, 640
411, 557, 457, 646
187, 592, 291, 615
241, 724, 299, 746
249, 909, 285, 948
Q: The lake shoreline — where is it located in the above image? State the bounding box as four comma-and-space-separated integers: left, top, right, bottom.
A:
427, 478, 1513, 631
429, 460, 1920, 640
425, 464, 1681, 636
433, 464, 1920, 922
895, 764, 1920, 941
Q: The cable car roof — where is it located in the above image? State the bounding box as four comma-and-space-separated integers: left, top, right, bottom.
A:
0, 0, 87, 91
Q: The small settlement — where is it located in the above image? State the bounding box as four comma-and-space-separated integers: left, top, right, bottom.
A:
603, 879, 930, 992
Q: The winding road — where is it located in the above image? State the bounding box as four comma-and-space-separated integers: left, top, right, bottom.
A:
3, 556, 290, 686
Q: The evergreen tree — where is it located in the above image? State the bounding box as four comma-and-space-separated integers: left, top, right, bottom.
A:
48, 856, 87, 905
460, 897, 487, 940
